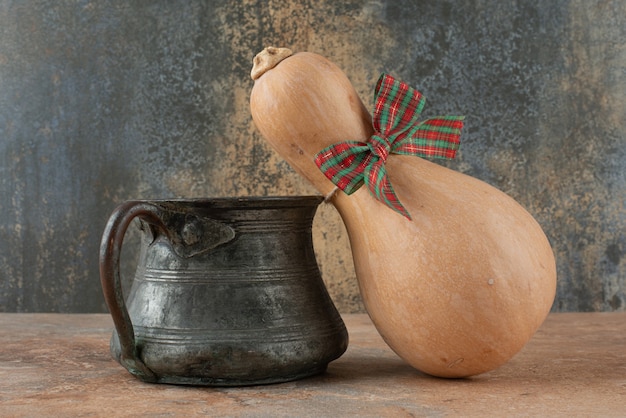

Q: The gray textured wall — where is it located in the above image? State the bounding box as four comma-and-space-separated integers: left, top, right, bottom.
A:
0, 1, 624, 313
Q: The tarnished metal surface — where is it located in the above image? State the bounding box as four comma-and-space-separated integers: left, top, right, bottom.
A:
99, 197, 348, 385
0, 1, 624, 313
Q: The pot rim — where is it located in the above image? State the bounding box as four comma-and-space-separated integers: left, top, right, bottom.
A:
119, 195, 325, 209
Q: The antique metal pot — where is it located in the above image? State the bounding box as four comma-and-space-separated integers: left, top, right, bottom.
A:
99, 196, 348, 386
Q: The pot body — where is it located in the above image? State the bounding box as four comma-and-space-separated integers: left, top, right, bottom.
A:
100, 196, 348, 386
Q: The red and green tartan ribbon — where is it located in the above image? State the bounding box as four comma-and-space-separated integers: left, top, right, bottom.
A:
314, 73, 464, 220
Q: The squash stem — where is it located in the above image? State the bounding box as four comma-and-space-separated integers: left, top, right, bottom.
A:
251, 47, 293, 80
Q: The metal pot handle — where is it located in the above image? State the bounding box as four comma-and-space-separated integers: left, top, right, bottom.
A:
99, 201, 163, 382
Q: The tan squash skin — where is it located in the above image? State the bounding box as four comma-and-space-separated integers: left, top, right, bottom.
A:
250, 48, 557, 378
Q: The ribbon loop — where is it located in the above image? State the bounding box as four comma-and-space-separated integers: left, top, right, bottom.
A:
314, 73, 464, 220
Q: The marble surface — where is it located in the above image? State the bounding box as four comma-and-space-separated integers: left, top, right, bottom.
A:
1, 313, 625, 416
1, 1, 625, 314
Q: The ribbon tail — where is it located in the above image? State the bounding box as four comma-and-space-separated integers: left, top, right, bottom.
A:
364, 158, 412, 220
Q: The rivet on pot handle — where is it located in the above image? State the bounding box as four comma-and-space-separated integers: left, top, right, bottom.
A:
99, 201, 163, 382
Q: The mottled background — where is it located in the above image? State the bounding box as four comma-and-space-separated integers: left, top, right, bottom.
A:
1, 1, 624, 313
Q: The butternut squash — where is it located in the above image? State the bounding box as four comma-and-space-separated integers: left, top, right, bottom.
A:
249, 47, 556, 378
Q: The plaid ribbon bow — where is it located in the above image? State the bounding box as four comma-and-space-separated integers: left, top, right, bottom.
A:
314, 73, 464, 220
